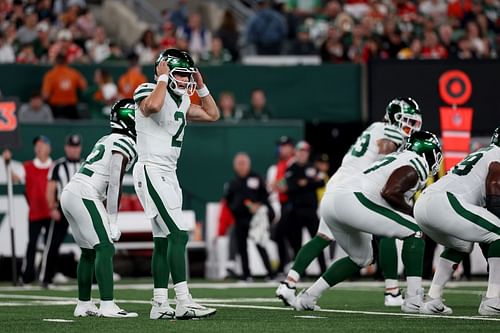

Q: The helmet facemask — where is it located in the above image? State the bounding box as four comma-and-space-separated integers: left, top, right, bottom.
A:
394, 111, 422, 137
168, 67, 196, 96
491, 126, 500, 147
424, 148, 443, 176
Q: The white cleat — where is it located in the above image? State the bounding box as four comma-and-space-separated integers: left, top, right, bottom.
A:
276, 281, 297, 307
401, 289, 423, 313
478, 297, 500, 316
384, 291, 404, 307
293, 290, 320, 311
73, 300, 99, 317
99, 301, 138, 318
420, 297, 453, 315
175, 295, 216, 320
150, 299, 175, 320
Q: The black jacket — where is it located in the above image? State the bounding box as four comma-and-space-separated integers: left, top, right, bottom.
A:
285, 161, 325, 209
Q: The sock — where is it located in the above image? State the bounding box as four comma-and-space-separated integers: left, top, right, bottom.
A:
286, 270, 300, 287
406, 276, 422, 296
402, 236, 425, 277
174, 281, 189, 302
385, 279, 399, 295
94, 243, 115, 301
428, 248, 466, 299
167, 231, 189, 284
152, 237, 170, 288
100, 300, 115, 309
291, 236, 331, 277
153, 288, 168, 304
379, 237, 398, 280
77, 248, 95, 301
322, 257, 361, 287
307, 277, 330, 298
486, 241, 500, 298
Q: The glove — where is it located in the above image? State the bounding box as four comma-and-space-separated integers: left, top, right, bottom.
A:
109, 222, 121, 242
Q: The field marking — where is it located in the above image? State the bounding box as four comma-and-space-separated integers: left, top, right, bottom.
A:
42, 319, 74, 323
294, 315, 327, 319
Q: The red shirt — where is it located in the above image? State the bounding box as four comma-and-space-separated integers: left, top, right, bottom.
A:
276, 157, 293, 203
24, 160, 51, 222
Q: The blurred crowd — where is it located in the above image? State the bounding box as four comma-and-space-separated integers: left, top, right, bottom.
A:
1, 0, 499, 67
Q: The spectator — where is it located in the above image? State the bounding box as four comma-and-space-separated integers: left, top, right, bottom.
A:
0, 31, 15, 63
453, 35, 477, 59
216, 9, 240, 61
320, 26, 345, 63
33, 21, 51, 61
106, 42, 124, 62
48, 29, 84, 64
421, 30, 448, 59
93, 69, 118, 113
16, 42, 38, 63
397, 37, 423, 59
16, 7, 38, 44
4, 22, 18, 48
18, 91, 53, 123
134, 29, 158, 64
85, 26, 111, 63
170, 0, 188, 29
287, 0, 323, 18
361, 36, 381, 62
36, 0, 56, 23
75, 7, 96, 39
438, 23, 458, 56
41, 53, 87, 119
246, 0, 287, 55
466, 20, 488, 58
176, 12, 212, 61
224, 152, 276, 281
419, 0, 448, 23
218, 91, 243, 123
6, 0, 25, 29
200, 36, 232, 65
21, 135, 53, 284
244, 89, 272, 121
288, 26, 316, 55
118, 53, 147, 99
313, 153, 330, 202
159, 21, 177, 50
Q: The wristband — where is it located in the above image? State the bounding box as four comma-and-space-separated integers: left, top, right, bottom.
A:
157, 74, 169, 84
197, 85, 210, 97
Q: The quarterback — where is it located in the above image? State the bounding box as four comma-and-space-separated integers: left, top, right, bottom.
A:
277, 97, 423, 307
293, 131, 442, 313
133, 49, 219, 320
60, 99, 138, 318
415, 126, 500, 315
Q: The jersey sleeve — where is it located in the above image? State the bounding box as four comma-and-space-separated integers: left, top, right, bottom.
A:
112, 136, 137, 165
133, 82, 156, 105
408, 155, 429, 183
47, 162, 60, 181
383, 124, 404, 146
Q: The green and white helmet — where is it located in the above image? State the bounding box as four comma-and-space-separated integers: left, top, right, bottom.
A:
155, 48, 197, 96
110, 98, 136, 140
492, 126, 500, 147
404, 131, 443, 176
385, 97, 423, 137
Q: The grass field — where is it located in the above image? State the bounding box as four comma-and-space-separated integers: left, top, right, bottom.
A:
0, 280, 499, 332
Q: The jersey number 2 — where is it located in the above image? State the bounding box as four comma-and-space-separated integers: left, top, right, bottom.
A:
172, 111, 186, 148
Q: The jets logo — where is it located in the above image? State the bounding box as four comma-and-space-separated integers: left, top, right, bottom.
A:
0, 102, 17, 132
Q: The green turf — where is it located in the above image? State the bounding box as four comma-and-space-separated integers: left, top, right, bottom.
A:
0, 281, 498, 332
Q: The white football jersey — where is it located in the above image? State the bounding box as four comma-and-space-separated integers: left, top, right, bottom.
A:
133, 82, 191, 171
333, 150, 429, 203
71, 133, 137, 200
425, 145, 500, 206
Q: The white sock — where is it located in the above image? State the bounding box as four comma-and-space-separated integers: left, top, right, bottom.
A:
385, 279, 399, 294
153, 288, 168, 303
287, 270, 300, 287
307, 277, 330, 298
428, 257, 456, 299
77, 300, 92, 306
174, 281, 190, 302
486, 258, 500, 298
100, 300, 115, 309
406, 276, 422, 296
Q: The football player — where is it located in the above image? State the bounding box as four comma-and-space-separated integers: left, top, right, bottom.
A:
133, 49, 219, 320
293, 131, 442, 313
277, 97, 423, 307
415, 126, 500, 315
60, 99, 138, 318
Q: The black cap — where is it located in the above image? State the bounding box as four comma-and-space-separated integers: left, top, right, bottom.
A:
33, 135, 51, 146
277, 136, 294, 146
65, 134, 82, 146
315, 153, 330, 163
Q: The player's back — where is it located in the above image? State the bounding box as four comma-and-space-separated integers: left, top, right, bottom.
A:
425, 145, 500, 206
134, 82, 191, 172
71, 133, 136, 200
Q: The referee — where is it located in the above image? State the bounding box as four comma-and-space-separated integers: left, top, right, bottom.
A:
40, 134, 82, 287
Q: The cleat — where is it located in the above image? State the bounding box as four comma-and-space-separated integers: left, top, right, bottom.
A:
150, 299, 175, 320
74, 300, 99, 317
384, 291, 404, 307
276, 281, 297, 306
479, 297, 500, 316
175, 295, 216, 320
293, 290, 320, 311
99, 301, 138, 318
420, 296, 453, 315
401, 289, 423, 313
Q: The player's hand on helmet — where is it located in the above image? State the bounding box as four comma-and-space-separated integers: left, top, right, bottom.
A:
193, 68, 205, 88
156, 60, 169, 77
109, 222, 121, 242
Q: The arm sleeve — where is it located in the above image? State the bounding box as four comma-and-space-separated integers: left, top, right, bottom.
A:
133, 83, 156, 105
47, 163, 60, 181
106, 153, 126, 217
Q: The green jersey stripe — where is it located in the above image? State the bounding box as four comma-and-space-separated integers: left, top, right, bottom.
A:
354, 192, 420, 232
113, 142, 133, 161
118, 138, 136, 156
410, 160, 426, 181
447, 192, 500, 235
82, 199, 111, 245
385, 133, 403, 143
385, 128, 402, 135
414, 158, 428, 179
134, 92, 151, 101
134, 88, 154, 96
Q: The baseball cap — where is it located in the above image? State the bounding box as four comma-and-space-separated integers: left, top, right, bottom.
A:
315, 153, 330, 163
296, 140, 311, 151
277, 136, 294, 146
33, 135, 51, 145
65, 134, 82, 146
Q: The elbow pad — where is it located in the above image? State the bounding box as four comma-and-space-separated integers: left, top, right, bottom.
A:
486, 195, 500, 219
